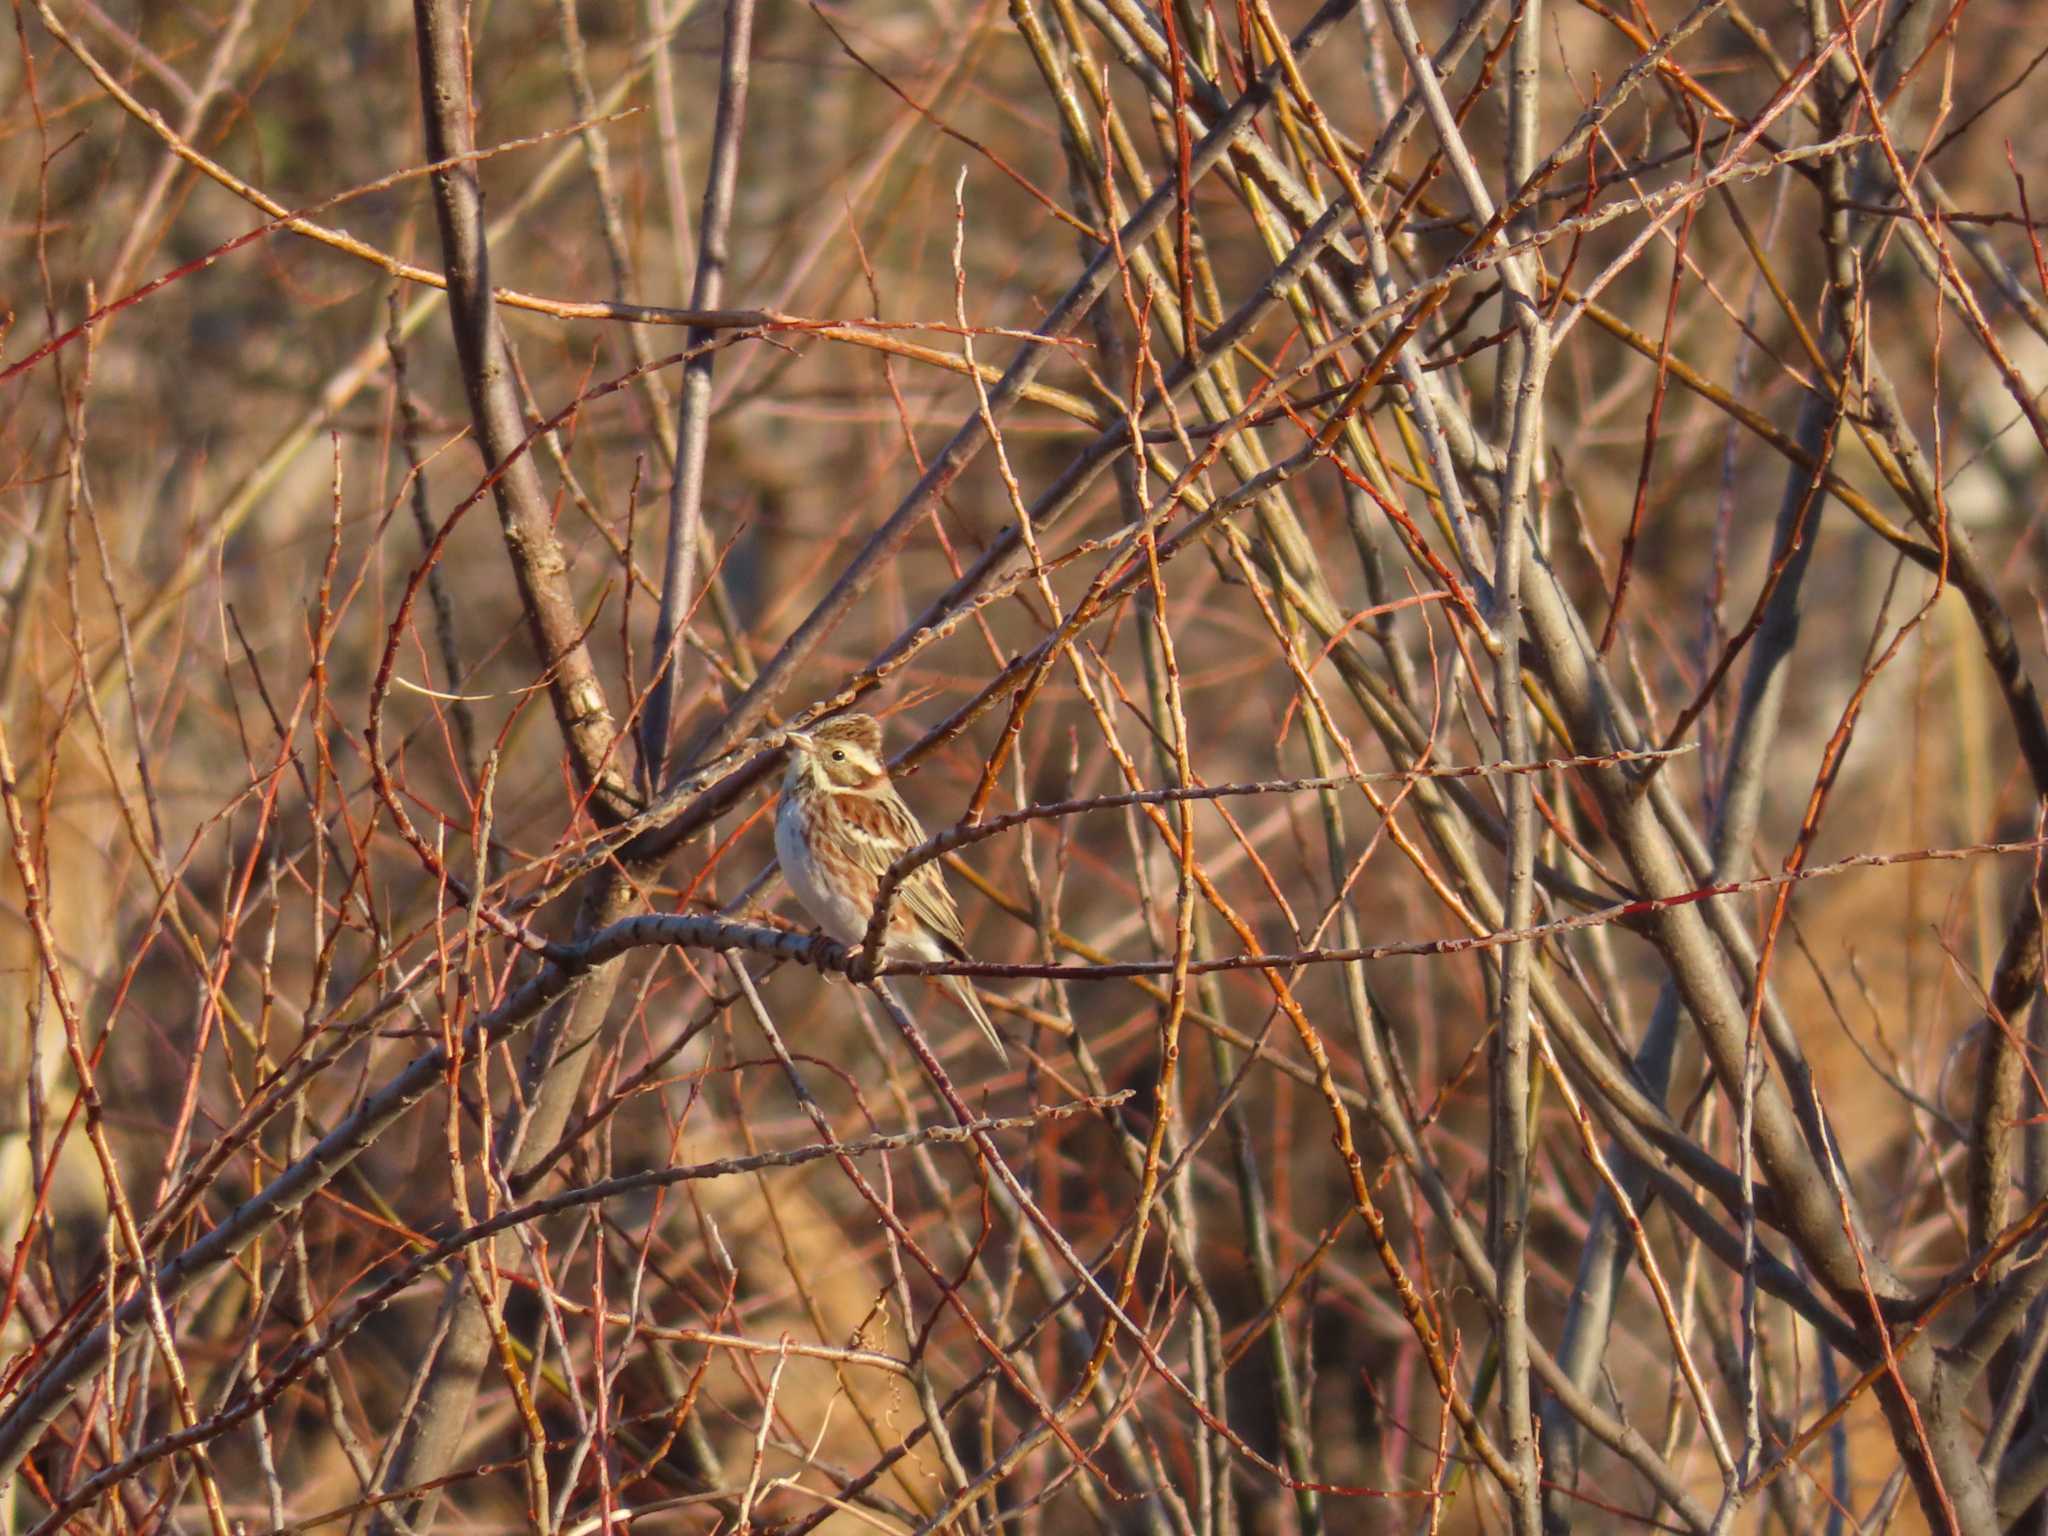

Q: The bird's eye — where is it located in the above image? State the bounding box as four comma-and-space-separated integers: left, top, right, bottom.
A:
831, 749, 846, 761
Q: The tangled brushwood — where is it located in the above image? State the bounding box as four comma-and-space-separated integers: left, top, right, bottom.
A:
4, 0, 2048, 1530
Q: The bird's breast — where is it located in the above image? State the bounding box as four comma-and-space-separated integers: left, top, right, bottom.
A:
775, 796, 870, 944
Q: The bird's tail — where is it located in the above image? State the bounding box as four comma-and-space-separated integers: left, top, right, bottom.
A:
946, 975, 1008, 1063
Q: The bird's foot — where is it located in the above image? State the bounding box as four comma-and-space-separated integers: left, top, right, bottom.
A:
843, 941, 880, 983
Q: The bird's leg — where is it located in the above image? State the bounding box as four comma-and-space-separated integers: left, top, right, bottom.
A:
844, 941, 879, 984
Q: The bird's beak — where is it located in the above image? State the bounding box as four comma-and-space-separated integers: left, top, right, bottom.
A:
782, 729, 812, 753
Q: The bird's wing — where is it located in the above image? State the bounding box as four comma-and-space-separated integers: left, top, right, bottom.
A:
834, 789, 968, 950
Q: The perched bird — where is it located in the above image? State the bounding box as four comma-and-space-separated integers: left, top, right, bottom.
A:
775, 714, 1006, 1061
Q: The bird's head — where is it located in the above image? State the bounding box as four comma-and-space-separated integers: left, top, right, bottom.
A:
783, 713, 889, 792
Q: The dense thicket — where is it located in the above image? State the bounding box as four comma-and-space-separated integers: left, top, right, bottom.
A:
4, 0, 2048, 1530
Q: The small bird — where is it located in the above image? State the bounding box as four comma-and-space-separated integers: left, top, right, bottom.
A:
775, 714, 1006, 1061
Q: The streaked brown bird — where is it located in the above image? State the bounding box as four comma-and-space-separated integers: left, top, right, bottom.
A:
775, 714, 1006, 1061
